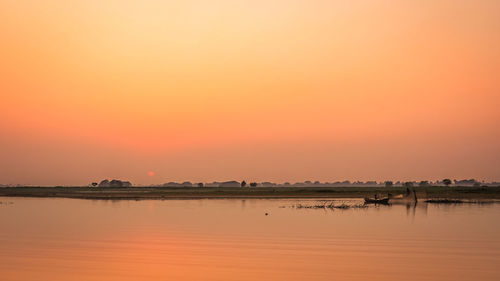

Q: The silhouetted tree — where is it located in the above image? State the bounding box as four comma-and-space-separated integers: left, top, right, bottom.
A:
250, 182, 257, 187
419, 181, 429, 187
241, 181, 247, 188
197, 183, 204, 188
98, 179, 132, 188
403, 182, 414, 188
91, 182, 98, 187
443, 179, 452, 186
384, 181, 393, 188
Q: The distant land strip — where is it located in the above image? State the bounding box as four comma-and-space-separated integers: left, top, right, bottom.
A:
1, 186, 500, 200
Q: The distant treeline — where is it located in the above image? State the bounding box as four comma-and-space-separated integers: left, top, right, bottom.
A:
156, 179, 498, 188
2, 179, 498, 188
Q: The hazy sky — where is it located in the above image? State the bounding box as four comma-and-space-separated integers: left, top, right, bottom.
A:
1, 0, 499, 185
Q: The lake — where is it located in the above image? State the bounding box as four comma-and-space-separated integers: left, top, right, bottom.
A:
1, 197, 499, 281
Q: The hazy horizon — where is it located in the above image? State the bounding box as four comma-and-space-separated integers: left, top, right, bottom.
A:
2, 178, 498, 187
1, 0, 499, 186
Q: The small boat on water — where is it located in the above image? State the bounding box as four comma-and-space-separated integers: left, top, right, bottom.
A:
364, 197, 390, 205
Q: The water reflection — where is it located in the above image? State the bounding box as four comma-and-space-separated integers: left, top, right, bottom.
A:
0, 197, 499, 281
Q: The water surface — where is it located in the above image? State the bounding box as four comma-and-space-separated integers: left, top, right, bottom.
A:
0, 198, 499, 281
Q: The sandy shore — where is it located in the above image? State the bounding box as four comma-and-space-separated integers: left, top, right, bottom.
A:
1, 186, 499, 200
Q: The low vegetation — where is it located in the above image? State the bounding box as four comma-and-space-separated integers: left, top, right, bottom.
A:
0, 185, 499, 200
292, 201, 368, 210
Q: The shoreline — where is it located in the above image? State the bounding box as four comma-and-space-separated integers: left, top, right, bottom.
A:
1, 186, 499, 200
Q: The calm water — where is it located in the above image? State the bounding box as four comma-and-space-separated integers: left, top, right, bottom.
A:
0, 197, 499, 281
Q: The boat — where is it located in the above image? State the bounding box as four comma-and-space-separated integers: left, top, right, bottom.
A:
364, 197, 390, 205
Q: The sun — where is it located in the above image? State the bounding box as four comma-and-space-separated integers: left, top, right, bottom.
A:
147, 171, 155, 177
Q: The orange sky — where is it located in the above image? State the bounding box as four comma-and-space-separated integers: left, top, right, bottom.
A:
1, 0, 499, 185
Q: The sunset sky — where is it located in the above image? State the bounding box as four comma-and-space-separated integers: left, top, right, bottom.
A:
1, 0, 499, 185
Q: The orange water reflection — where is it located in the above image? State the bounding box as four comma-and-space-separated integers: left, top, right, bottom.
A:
1, 198, 499, 280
